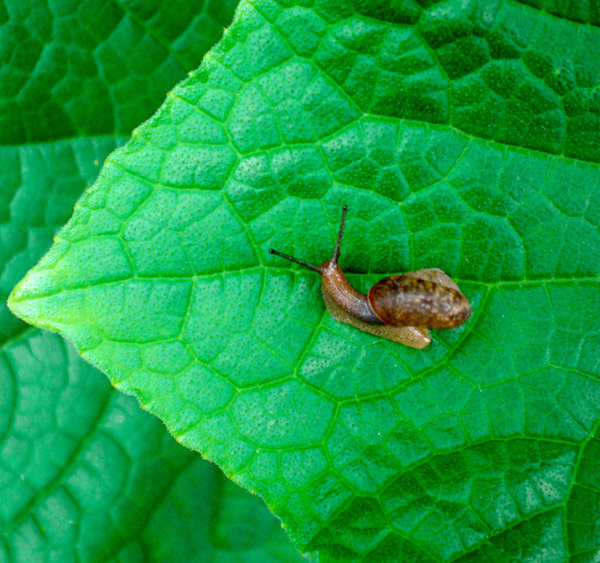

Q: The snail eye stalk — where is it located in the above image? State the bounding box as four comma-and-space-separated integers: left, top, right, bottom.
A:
331, 205, 348, 264
268, 249, 322, 273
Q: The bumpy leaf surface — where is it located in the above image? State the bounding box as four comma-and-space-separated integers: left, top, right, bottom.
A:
9, 0, 600, 560
0, 330, 301, 562
1, 1, 302, 561
0, 138, 300, 562
1, 0, 238, 143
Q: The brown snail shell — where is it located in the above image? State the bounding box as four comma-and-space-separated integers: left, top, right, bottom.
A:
368, 273, 471, 329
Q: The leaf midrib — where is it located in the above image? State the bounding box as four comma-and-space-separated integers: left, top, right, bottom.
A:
10, 267, 600, 305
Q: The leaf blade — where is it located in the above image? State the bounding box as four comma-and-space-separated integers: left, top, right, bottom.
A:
8, 0, 600, 560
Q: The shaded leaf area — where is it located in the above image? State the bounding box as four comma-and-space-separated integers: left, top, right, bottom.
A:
0, 329, 302, 562
8, 0, 600, 561
512, 0, 600, 25
0, 0, 239, 143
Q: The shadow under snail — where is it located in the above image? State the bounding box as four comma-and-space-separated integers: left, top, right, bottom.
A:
269, 206, 471, 349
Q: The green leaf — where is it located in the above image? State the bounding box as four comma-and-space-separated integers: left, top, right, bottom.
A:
0, 329, 302, 562
9, 0, 600, 560
0, 137, 301, 562
1, 0, 239, 143
1, 1, 303, 561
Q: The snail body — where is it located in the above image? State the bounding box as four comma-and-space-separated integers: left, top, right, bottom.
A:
269, 206, 471, 349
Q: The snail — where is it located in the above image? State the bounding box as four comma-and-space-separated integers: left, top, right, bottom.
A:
269, 206, 471, 349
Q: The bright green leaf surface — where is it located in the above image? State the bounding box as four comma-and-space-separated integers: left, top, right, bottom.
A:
9, 0, 600, 560
1, 1, 304, 561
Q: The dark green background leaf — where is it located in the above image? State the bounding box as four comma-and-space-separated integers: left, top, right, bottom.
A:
1, 1, 303, 561
0, 329, 300, 562
8, 0, 600, 561
0, 0, 237, 143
